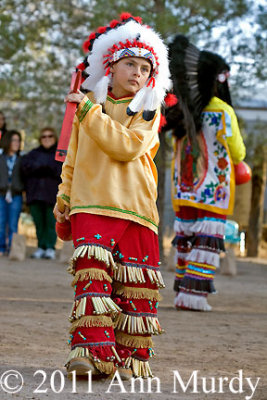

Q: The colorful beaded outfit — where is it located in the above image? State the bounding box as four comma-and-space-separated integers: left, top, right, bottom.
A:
164, 35, 246, 311
57, 13, 170, 376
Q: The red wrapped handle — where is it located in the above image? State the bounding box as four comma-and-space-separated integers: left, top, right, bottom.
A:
55, 70, 82, 162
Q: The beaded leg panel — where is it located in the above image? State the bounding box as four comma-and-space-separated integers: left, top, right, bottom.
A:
173, 207, 226, 311
66, 213, 130, 375
111, 221, 165, 378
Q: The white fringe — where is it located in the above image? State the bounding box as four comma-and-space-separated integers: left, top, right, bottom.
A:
69, 244, 116, 270
65, 347, 90, 365
69, 296, 121, 322
125, 357, 153, 378
174, 218, 225, 236
114, 263, 165, 288
114, 313, 163, 335
174, 292, 212, 311
187, 248, 220, 268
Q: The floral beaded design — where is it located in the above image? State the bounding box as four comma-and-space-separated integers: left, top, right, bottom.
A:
172, 110, 232, 211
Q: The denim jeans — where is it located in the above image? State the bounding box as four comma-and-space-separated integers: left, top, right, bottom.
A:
0, 194, 23, 252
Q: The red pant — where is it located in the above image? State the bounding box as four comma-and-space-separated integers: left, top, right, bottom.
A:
66, 213, 164, 377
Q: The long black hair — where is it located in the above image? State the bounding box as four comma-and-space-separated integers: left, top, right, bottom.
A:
164, 35, 232, 142
2, 130, 22, 155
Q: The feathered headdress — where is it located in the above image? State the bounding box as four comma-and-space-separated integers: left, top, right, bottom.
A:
76, 13, 171, 121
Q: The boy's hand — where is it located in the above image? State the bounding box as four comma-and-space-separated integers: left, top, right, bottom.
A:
53, 203, 70, 223
64, 89, 84, 104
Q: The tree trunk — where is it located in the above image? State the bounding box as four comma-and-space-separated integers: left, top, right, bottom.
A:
156, 132, 166, 260
247, 146, 267, 257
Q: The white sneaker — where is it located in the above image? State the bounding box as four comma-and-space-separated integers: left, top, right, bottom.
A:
31, 248, 45, 259
44, 248, 56, 260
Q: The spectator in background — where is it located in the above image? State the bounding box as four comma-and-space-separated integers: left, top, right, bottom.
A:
21, 127, 62, 259
0, 111, 8, 151
0, 130, 24, 255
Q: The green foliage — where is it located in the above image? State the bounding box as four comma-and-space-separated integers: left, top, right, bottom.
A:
0, 0, 266, 144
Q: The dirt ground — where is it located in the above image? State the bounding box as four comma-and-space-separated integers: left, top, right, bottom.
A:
0, 247, 266, 400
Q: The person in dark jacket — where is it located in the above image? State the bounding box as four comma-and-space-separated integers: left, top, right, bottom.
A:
0, 130, 24, 255
21, 127, 62, 259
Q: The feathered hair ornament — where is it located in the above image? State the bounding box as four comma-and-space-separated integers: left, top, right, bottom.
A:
164, 34, 231, 140
76, 13, 171, 121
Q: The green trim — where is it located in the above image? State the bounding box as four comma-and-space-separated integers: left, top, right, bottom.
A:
107, 96, 132, 105
78, 99, 94, 122
71, 205, 158, 228
60, 194, 70, 203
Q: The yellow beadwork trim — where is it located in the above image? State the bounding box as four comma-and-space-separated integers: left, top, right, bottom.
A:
71, 268, 112, 287
113, 284, 162, 301
114, 313, 163, 335
69, 315, 113, 333
115, 331, 153, 348
191, 261, 217, 270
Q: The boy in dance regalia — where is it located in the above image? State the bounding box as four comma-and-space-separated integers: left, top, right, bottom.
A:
163, 35, 246, 311
54, 13, 171, 379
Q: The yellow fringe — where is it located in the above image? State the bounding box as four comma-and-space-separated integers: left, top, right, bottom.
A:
114, 313, 163, 335
69, 244, 116, 269
114, 263, 165, 288
69, 315, 114, 333
115, 331, 153, 348
67, 264, 75, 276
71, 268, 112, 287
65, 347, 114, 375
113, 283, 162, 301
94, 360, 114, 375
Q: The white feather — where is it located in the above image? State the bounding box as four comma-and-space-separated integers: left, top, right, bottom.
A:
128, 86, 147, 113
94, 75, 111, 104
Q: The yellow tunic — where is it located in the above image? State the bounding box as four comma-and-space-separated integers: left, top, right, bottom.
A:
57, 93, 160, 233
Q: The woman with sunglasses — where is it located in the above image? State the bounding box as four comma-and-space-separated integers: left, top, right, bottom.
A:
21, 127, 62, 259
0, 130, 24, 255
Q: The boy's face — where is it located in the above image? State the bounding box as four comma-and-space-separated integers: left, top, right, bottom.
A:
110, 57, 151, 98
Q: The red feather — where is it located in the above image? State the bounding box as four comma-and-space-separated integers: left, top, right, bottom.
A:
76, 62, 85, 71
82, 39, 90, 53
165, 93, 178, 107
159, 114, 167, 132
89, 32, 96, 41
133, 16, 142, 24
120, 12, 132, 21
110, 19, 119, 28
97, 26, 106, 34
